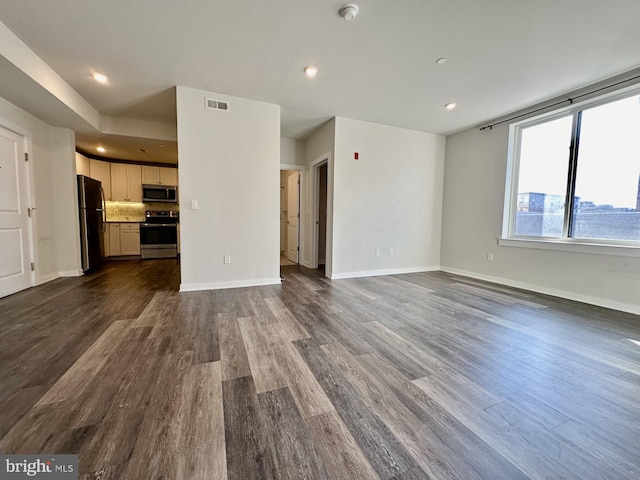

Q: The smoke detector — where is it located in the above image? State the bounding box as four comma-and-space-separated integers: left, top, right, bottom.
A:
340, 3, 359, 21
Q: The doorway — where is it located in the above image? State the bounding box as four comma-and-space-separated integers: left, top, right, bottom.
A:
280, 169, 300, 266
317, 163, 328, 272
308, 154, 330, 277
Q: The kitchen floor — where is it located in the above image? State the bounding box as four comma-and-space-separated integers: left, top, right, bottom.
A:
1, 260, 639, 478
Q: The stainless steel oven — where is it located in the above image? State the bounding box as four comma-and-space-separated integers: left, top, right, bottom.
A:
140, 210, 179, 259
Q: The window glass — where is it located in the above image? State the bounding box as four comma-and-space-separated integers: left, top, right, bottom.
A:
572, 96, 640, 240
514, 115, 572, 237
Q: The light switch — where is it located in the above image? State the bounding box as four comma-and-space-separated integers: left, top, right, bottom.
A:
191, 199, 198, 210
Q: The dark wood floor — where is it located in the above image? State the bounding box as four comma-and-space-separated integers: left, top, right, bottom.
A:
1, 259, 639, 479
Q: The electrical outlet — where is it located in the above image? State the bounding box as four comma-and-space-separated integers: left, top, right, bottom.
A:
375, 249, 380, 257
224, 255, 231, 264
388, 248, 393, 256
487, 252, 494, 261
191, 199, 198, 210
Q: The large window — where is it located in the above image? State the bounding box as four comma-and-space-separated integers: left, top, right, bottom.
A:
506, 90, 640, 247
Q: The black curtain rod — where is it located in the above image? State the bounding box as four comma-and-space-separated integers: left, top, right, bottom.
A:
479, 73, 640, 131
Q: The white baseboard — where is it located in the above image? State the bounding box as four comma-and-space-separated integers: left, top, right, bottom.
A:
35, 269, 82, 287
330, 265, 440, 280
180, 277, 282, 292
1, 284, 32, 298
36, 273, 58, 285
440, 266, 640, 315
59, 270, 82, 277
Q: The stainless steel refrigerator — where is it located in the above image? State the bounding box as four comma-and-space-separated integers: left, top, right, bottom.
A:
78, 175, 106, 272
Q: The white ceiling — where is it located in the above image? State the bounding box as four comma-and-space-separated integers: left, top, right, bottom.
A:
1, 0, 640, 164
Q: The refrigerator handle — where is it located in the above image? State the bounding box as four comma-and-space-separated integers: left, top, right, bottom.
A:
100, 186, 107, 232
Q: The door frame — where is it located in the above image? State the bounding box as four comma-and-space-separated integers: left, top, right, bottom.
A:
309, 152, 333, 278
0, 119, 37, 293
280, 163, 304, 265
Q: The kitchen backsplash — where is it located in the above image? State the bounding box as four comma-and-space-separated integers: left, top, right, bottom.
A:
105, 201, 179, 222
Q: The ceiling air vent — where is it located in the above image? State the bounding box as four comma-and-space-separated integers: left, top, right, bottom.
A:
205, 98, 229, 111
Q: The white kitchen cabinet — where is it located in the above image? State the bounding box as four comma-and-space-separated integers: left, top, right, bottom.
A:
106, 223, 140, 256
160, 167, 178, 186
90, 159, 112, 200
111, 164, 142, 202
108, 223, 120, 256
141, 166, 158, 184
75, 153, 90, 176
142, 165, 178, 186
127, 166, 143, 202
120, 223, 140, 255
111, 164, 127, 201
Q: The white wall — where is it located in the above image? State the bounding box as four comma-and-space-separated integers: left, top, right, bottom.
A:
51, 128, 82, 276
303, 119, 335, 269
306, 119, 336, 168
331, 117, 445, 278
0, 95, 81, 284
442, 123, 640, 314
280, 138, 306, 167
177, 86, 281, 290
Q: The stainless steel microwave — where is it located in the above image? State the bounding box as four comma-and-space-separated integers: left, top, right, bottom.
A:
142, 184, 178, 203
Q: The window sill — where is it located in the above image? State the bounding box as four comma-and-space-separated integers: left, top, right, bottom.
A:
498, 237, 640, 258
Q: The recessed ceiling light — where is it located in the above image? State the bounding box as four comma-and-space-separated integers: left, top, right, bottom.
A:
435, 57, 447, 65
304, 65, 319, 78
445, 102, 457, 110
96, 146, 106, 153
92, 72, 108, 83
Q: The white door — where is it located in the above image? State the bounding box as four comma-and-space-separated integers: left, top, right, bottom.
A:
0, 127, 33, 297
286, 172, 299, 263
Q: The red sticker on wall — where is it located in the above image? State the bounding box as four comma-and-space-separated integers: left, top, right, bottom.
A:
354, 152, 359, 160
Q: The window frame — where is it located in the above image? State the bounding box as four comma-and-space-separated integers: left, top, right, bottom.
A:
501, 84, 640, 256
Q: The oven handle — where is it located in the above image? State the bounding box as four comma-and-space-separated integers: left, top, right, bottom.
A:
140, 223, 178, 227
